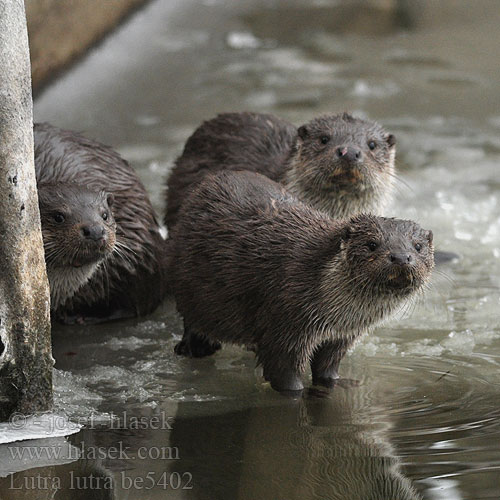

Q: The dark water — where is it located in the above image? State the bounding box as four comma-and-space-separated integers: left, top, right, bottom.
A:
1, 0, 500, 498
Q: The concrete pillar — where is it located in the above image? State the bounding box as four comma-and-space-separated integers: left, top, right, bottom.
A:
0, 0, 53, 421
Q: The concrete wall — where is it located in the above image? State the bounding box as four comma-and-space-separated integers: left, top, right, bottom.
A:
25, 0, 148, 92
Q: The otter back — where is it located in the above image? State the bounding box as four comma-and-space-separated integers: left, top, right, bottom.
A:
34, 123, 168, 323
165, 112, 297, 228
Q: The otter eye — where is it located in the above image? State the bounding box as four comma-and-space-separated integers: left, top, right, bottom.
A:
102, 211, 108, 221
368, 141, 377, 150
367, 241, 378, 251
415, 242, 422, 252
53, 213, 65, 223
320, 136, 330, 145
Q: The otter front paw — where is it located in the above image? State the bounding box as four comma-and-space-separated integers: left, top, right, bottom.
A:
264, 368, 304, 393
312, 365, 340, 388
174, 335, 221, 358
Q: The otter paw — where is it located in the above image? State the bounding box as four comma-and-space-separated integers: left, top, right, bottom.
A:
174, 337, 221, 358
312, 367, 340, 388
266, 372, 304, 393
191, 339, 221, 357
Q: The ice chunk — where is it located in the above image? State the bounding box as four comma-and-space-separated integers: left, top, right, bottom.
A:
226, 31, 262, 50
441, 330, 476, 355
350, 79, 400, 98
103, 336, 157, 351
0, 413, 81, 445
404, 339, 445, 357
53, 369, 104, 418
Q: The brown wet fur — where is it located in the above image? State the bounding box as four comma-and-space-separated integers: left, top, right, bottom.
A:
34, 123, 168, 323
168, 171, 434, 393
165, 112, 396, 228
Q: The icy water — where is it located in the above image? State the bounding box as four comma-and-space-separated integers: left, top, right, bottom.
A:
2, 0, 500, 498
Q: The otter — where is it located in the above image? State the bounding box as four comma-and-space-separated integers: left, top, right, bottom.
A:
34, 123, 168, 323
168, 171, 434, 392
37, 183, 116, 311
165, 111, 396, 228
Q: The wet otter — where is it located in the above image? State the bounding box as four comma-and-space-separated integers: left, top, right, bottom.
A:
38, 183, 116, 311
169, 171, 434, 392
34, 123, 168, 323
165, 112, 396, 228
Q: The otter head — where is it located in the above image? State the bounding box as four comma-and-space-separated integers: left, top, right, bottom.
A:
287, 113, 396, 218
38, 183, 116, 308
340, 214, 434, 299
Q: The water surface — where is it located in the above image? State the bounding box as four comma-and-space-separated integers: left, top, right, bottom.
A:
4, 0, 500, 498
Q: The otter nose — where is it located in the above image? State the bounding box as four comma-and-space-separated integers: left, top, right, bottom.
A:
336, 146, 362, 162
81, 225, 105, 241
390, 253, 412, 265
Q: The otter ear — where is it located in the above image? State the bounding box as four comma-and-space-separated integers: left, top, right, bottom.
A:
106, 193, 115, 208
425, 229, 433, 244
297, 125, 309, 140
387, 134, 396, 147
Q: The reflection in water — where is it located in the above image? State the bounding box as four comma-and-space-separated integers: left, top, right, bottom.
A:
2, 463, 115, 500
0, 432, 115, 500
170, 390, 422, 500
